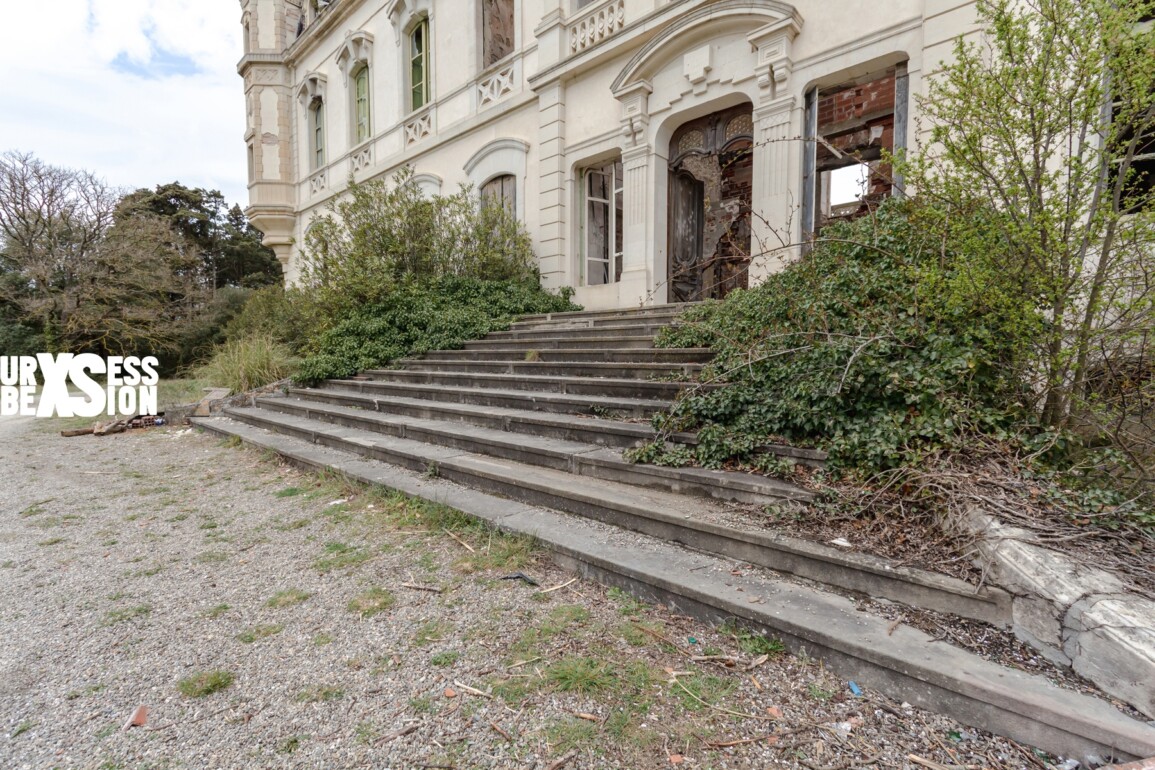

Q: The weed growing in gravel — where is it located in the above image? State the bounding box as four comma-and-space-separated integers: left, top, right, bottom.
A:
807, 681, 834, 701
276, 736, 301, 754
274, 517, 312, 531
11, 721, 34, 738
102, 605, 151, 626
542, 719, 599, 754
275, 486, 304, 498
266, 588, 311, 608
1, 560, 15, 568
546, 656, 615, 693
413, 619, 451, 646
221, 436, 244, 449
607, 586, 648, 616
409, 695, 436, 714
195, 551, 229, 564
178, 670, 235, 698
314, 541, 372, 572
347, 587, 395, 617
19, 502, 48, 517
297, 685, 344, 702
237, 624, 283, 643
672, 673, 736, 711
313, 633, 335, 646
37, 537, 65, 547
202, 604, 230, 619
430, 650, 460, 667
720, 619, 786, 657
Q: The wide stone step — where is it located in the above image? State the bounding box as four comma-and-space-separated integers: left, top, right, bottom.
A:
395, 358, 703, 379
514, 303, 692, 326
191, 415, 1155, 764
464, 335, 658, 351
419, 347, 711, 364
319, 379, 673, 417
256, 395, 800, 504
483, 322, 676, 341
356, 369, 703, 400
287, 386, 691, 449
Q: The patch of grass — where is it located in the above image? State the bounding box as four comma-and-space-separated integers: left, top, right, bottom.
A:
203, 604, 230, 619
275, 486, 305, 498
430, 650, 460, 667
541, 718, 598, 754
409, 695, 436, 714
347, 587, 395, 618
11, 720, 34, 738
221, 435, 244, 449
1, 560, 15, 569
313, 633, 335, 646
490, 676, 535, 704
133, 563, 164, 577
195, 335, 297, 394
275, 517, 312, 531
607, 586, 647, 616
545, 656, 614, 693
19, 501, 50, 517
198, 519, 219, 530
266, 588, 311, 608
195, 551, 229, 564
513, 604, 592, 656
314, 541, 372, 572
673, 674, 736, 712
102, 605, 152, 626
413, 619, 451, 647
37, 537, 66, 547
237, 624, 283, 644
720, 618, 786, 657
296, 685, 344, 702
178, 670, 235, 698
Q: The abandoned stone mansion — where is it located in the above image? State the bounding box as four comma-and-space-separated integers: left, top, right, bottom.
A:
237, 0, 976, 309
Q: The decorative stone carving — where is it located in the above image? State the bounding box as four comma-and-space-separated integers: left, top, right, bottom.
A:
336, 31, 374, 85
404, 112, 433, 145
570, 0, 625, 55
296, 73, 327, 107
309, 170, 328, 196
351, 146, 373, 173
477, 64, 516, 108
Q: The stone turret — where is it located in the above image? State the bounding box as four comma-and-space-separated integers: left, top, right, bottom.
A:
237, 0, 298, 273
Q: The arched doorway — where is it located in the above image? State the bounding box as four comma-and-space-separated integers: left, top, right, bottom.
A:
667, 103, 754, 302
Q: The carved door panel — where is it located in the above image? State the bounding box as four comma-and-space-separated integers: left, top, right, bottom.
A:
667, 105, 753, 302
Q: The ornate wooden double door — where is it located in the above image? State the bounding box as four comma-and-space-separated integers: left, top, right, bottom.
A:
667, 104, 754, 303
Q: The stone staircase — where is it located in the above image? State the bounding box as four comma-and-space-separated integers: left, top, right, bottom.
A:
192, 304, 1155, 764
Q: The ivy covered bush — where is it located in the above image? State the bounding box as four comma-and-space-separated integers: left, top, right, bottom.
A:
295, 276, 576, 384
648, 201, 1036, 473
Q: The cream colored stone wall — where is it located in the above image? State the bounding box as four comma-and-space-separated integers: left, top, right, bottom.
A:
239, 0, 981, 302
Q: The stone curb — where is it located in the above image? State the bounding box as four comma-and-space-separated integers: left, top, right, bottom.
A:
192, 416, 1155, 764
962, 508, 1155, 719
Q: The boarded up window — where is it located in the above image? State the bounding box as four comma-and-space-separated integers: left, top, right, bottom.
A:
481, 174, 516, 213
482, 0, 515, 67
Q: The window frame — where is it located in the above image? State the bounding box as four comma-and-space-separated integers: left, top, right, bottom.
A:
580, 158, 624, 286
352, 64, 371, 145
481, 173, 517, 214
481, 0, 515, 69
310, 97, 326, 170
409, 18, 431, 113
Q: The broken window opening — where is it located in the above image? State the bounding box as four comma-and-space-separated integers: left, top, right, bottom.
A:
805, 63, 907, 239
482, 0, 515, 68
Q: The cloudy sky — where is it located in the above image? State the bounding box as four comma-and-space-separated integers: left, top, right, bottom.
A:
0, 1, 248, 207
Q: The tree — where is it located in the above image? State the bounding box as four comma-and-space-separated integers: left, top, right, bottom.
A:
901, 0, 1155, 454
117, 183, 281, 289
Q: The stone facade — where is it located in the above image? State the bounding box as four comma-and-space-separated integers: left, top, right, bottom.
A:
237, 0, 980, 309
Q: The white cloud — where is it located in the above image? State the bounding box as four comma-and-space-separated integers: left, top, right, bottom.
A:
0, 1, 248, 206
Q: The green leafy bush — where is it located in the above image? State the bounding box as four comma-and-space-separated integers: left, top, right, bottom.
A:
295, 276, 577, 384
651, 202, 1033, 473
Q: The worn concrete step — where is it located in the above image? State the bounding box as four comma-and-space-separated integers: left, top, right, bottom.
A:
230, 403, 807, 507
256, 396, 800, 504
191, 415, 1155, 764
483, 322, 676, 342
464, 335, 658, 351
356, 369, 703, 400
419, 347, 711, 364
514, 303, 692, 326
319, 379, 673, 418
288, 386, 690, 449
395, 358, 703, 379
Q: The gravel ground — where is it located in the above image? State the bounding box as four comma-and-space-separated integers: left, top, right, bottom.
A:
0, 413, 1080, 769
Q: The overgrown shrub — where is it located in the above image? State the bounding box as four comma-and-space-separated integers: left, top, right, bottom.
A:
223, 284, 318, 354
195, 334, 299, 393
649, 202, 1033, 473
294, 276, 577, 384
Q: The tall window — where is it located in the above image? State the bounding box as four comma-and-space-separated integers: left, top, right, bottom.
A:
353, 65, 371, 143
582, 159, 623, 286
482, 0, 514, 67
481, 174, 516, 213
409, 19, 430, 112
310, 98, 325, 169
